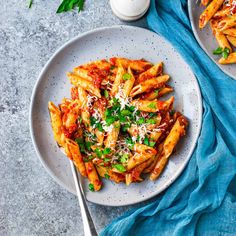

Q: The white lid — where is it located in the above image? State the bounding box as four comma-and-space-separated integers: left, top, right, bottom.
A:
110, 0, 150, 21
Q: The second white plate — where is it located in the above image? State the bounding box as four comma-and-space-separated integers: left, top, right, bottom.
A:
188, 0, 236, 80
30, 25, 202, 206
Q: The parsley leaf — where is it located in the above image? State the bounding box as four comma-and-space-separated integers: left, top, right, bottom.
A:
103, 158, 110, 163
146, 119, 156, 124
122, 73, 132, 81
28, 0, 33, 8
213, 47, 223, 55
147, 102, 157, 109
56, 0, 85, 14
149, 141, 156, 147
88, 183, 95, 192
103, 148, 111, 155
106, 116, 116, 126
113, 164, 126, 172
154, 89, 159, 96
121, 109, 132, 116
144, 136, 149, 146
95, 148, 103, 158
137, 117, 145, 125
75, 138, 86, 153
104, 90, 109, 98
119, 154, 129, 163
222, 48, 230, 59
104, 173, 110, 179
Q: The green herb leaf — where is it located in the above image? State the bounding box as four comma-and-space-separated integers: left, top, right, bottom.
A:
110, 65, 115, 70
154, 89, 159, 96
122, 73, 132, 81
144, 136, 149, 146
95, 148, 103, 158
119, 154, 129, 163
148, 102, 157, 109
146, 118, 156, 124
103, 148, 111, 155
121, 109, 132, 116
103, 158, 110, 163
122, 123, 131, 132
56, 0, 85, 13
222, 48, 230, 59
137, 117, 145, 125
126, 137, 134, 149
104, 90, 109, 98
104, 173, 110, 179
28, 0, 33, 8
213, 47, 223, 55
149, 141, 156, 147
75, 138, 86, 153
88, 183, 95, 192
113, 164, 126, 172
106, 116, 116, 126
129, 106, 136, 112
85, 141, 92, 152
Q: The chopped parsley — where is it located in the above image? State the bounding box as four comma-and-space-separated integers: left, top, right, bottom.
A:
88, 183, 95, 192
103, 148, 111, 155
213, 47, 230, 59
137, 117, 145, 125
95, 148, 103, 158
104, 90, 109, 98
122, 73, 132, 81
119, 154, 129, 163
148, 102, 157, 109
104, 173, 110, 179
75, 138, 86, 153
113, 164, 126, 172
146, 118, 156, 124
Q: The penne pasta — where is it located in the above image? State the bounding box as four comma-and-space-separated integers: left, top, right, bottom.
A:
150, 116, 188, 180
226, 35, 236, 47
85, 161, 102, 191
219, 52, 236, 64
65, 139, 87, 177
49, 58, 188, 191
199, 0, 224, 29
130, 75, 170, 97
137, 62, 163, 83
48, 101, 64, 147
67, 72, 101, 98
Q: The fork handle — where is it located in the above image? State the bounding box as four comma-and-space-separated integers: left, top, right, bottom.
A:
70, 161, 98, 236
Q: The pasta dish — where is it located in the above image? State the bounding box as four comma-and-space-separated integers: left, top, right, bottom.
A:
48, 58, 188, 192
199, 0, 236, 64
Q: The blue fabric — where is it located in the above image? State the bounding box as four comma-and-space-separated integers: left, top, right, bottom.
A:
100, 0, 236, 235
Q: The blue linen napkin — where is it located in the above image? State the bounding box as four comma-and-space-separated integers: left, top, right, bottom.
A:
101, 0, 236, 235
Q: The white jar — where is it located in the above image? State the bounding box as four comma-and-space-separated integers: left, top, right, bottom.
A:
110, 0, 151, 21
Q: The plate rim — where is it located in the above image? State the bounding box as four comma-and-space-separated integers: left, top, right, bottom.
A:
29, 25, 203, 206
188, 0, 236, 80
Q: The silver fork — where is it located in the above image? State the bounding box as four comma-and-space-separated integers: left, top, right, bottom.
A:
70, 160, 98, 236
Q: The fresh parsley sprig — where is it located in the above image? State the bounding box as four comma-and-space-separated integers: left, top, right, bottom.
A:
57, 0, 85, 13
213, 47, 230, 59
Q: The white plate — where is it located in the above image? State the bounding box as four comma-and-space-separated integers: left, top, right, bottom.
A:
188, 0, 236, 80
30, 25, 202, 206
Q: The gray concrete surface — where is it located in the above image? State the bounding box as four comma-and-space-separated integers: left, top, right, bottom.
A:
0, 0, 148, 235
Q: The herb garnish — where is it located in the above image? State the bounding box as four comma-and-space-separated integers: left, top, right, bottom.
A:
88, 183, 95, 192
28, 0, 33, 8
104, 173, 110, 179
147, 102, 157, 109
56, 0, 85, 13
122, 73, 132, 81
113, 164, 126, 172
213, 47, 230, 59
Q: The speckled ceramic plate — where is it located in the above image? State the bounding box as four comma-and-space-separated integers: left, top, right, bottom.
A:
30, 25, 202, 206
188, 0, 236, 80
